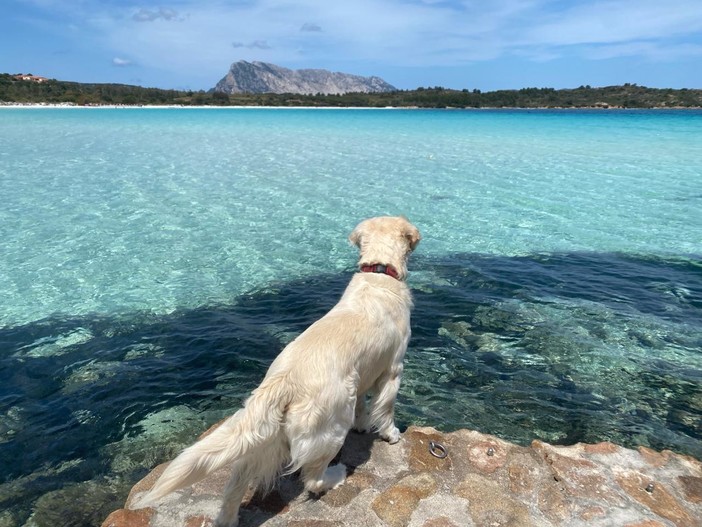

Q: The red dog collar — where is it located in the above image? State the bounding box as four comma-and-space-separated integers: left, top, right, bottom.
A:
360, 264, 400, 280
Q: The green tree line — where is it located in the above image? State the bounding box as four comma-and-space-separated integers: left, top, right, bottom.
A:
2, 74, 701, 108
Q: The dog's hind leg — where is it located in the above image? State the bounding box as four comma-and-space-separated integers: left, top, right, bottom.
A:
288, 385, 354, 494
293, 427, 348, 494
291, 415, 350, 494
353, 391, 371, 433
215, 459, 250, 527
215, 444, 285, 527
301, 455, 347, 494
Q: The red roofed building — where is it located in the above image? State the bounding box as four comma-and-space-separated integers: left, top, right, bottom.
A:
13, 74, 49, 83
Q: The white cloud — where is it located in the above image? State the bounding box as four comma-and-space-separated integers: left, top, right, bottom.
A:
112, 57, 132, 67
232, 40, 272, 49
20, 0, 702, 83
300, 22, 322, 32
521, 0, 702, 47
133, 8, 182, 23
583, 40, 702, 61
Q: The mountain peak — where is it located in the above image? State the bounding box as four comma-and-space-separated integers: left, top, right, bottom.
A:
213, 61, 396, 95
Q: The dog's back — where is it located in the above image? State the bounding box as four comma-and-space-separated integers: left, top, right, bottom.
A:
136, 216, 420, 527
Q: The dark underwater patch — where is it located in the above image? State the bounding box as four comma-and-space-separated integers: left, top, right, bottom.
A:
0, 252, 700, 526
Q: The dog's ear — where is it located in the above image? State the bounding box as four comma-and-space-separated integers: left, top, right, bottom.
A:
349, 223, 364, 247
405, 225, 421, 252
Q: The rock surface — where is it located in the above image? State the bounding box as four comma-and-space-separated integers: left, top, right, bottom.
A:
213, 61, 396, 95
103, 425, 702, 527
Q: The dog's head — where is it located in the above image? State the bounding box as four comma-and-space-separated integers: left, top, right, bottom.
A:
349, 216, 421, 280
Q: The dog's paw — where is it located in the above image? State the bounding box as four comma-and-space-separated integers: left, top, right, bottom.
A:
381, 426, 401, 444
323, 463, 347, 491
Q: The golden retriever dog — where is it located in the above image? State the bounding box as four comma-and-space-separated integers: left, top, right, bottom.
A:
136, 216, 421, 527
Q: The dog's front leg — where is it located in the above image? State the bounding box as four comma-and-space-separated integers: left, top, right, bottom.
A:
369, 363, 404, 444
353, 392, 371, 433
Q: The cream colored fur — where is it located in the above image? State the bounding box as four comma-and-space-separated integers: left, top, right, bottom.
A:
135, 216, 421, 527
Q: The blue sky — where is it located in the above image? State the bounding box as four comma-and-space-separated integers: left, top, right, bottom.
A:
2, 0, 702, 91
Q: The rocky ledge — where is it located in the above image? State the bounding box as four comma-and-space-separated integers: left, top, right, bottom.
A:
103, 425, 701, 527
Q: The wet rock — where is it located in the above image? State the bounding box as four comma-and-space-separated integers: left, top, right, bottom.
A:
102, 509, 154, 527
455, 474, 534, 527
320, 471, 375, 508
103, 425, 702, 527
638, 446, 673, 468
615, 470, 697, 527
371, 473, 437, 527
533, 440, 626, 506
421, 517, 461, 527
678, 475, 702, 503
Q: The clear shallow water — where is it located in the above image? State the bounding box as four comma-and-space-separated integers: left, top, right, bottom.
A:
0, 108, 700, 526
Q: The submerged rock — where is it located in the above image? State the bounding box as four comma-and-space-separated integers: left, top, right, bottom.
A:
26, 479, 131, 527
438, 320, 475, 348
105, 406, 207, 476
103, 425, 701, 527
62, 360, 122, 394
14, 327, 94, 359
0, 406, 23, 444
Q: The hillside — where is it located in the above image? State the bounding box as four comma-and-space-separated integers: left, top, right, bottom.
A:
1, 74, 701, 108
213, 60, 396, 95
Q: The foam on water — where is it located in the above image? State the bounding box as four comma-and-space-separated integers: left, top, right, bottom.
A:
0, 108, 700, 526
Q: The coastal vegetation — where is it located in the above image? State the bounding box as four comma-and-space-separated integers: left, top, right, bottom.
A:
2, 73, 701, 108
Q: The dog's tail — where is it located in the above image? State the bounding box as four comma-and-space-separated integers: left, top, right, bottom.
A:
136, 375, 291, 507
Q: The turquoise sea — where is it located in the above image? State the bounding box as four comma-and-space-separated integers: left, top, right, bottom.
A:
1, 107, 701, 526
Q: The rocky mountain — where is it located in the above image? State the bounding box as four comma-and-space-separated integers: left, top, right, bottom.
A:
213, 61, 396, 95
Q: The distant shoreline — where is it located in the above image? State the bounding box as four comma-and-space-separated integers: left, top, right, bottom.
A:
2, 102, 701, 110
3, 75, 700, 109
